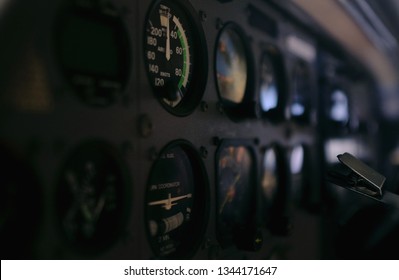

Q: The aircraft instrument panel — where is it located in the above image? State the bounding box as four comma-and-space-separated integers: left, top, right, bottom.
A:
1, 0, 399, 259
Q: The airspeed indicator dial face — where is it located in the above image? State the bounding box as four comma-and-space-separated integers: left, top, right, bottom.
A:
144, 0, 207, 116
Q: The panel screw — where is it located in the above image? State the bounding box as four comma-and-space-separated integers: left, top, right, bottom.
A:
138, 114, 153, 138
199, 10, 207, 22
148, 147, 158, 161
200, 101, 209, 112
200, 146, 208, 159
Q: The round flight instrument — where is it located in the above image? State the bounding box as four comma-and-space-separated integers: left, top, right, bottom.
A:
289, 144, 308, 206
216, 141, 261, 250
261, 145, 288, 230
56, 141, 128, 252
260, 53, 278, 113
261, 146, 279, 207
144, 0, 207, 116
290, 145, 305, 175
290, 61, 312, 122
215, 23, 253, 118
328, 88, 350, 126
259, 49, 286, 120
56, 4, 130, 106
145, 140, 208, 258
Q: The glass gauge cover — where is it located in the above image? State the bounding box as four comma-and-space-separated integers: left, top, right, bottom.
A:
259, 49, 286, 120
215, 23, 254, 118
56, 4, 130, 106
216, 141, 260, 250
290, 61, 312, 122
290, 145, 304, 175
261, 145, 288, 228
289, 144, 309, 206
328, 88, 350, 126
145, 140, 208, 258
260, 54, 278, 113
56, 141, 128, 253
144, 0, 207, 116
262, 147, 279, 206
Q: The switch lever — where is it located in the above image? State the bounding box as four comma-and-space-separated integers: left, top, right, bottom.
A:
327, 152, 399, 209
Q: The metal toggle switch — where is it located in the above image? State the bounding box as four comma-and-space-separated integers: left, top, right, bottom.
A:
327, 152, 399, 209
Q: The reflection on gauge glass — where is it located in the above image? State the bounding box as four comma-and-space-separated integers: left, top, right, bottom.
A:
329, 89, 349, 124
215, 24, 248, 104
261, 145, 289, 234
146, 141, 208, 258
290, 145, 307, 205
259, 53, 278, 113
217, 142, 259, 249
144, 0, 207, 116
0, 146, 41, 259
262, 147, 279, 205
56, 141, 127, 252
57, 5, 130, 106
290, 145, 304, 174
290, 61, 311, 120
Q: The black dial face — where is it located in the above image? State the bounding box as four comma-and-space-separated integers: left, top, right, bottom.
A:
290, 61, 311, 121
259, 53, 278, 113
144, 0, 207, 116
146, 141, 208, 258
215, 25, 248, 105
216, 143, 257, 247
56, 141, 127, 252
57, 5, 130, 106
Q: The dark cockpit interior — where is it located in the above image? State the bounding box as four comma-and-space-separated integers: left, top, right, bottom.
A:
1, 0, 399, 259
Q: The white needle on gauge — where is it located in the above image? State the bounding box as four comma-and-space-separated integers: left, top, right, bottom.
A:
160, 10, 171, 61
165, 12, 171, 61
81, 193, 106, 224
148, 193, 192, 210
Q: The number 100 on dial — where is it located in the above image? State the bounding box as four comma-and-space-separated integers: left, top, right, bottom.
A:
144, 0, 207, 116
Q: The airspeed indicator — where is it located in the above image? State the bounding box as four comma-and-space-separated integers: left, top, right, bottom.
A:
144, 0, 207, 116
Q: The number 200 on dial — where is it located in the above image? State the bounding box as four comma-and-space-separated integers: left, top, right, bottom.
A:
144, 0, 207, 116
